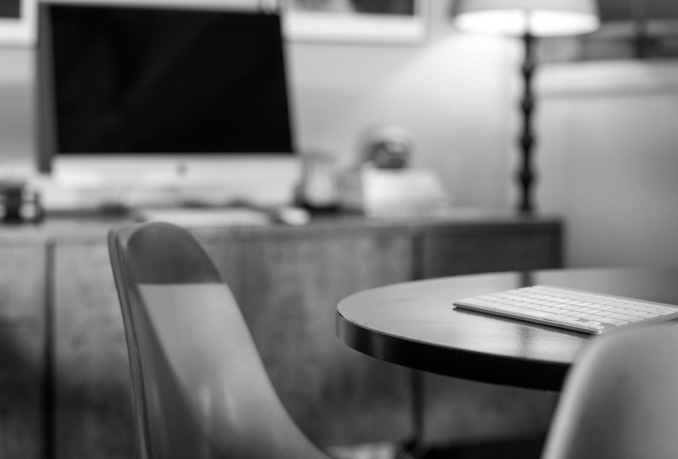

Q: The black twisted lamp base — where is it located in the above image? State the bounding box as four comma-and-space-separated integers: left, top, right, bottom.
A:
517, 32, 536, 214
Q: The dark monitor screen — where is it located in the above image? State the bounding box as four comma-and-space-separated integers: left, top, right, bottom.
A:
39, 3, 294, 159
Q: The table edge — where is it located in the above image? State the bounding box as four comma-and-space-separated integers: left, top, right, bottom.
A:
336, 309, 570, 391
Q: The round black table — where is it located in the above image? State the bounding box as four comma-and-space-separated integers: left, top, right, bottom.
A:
336, 268, 678, 391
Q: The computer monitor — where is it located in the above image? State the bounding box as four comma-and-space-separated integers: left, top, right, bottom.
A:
36, 0, 299, 210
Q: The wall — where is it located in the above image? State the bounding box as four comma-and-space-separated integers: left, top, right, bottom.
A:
0, 0, 676, 268
538, 61, 678, 268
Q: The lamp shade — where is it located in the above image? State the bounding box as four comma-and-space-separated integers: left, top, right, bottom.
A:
452, 0, 600, 36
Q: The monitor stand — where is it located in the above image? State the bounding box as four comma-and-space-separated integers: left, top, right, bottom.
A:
33, 155, 302, 213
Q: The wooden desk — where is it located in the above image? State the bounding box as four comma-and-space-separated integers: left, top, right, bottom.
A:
337, 268, 678, 391
0, 210, 562, 458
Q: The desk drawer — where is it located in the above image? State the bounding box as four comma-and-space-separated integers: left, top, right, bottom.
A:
421, 223, 563, 278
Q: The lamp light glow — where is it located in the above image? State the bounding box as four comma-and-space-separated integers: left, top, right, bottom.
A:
454, 10, 599, 36
452, 0, 600, 37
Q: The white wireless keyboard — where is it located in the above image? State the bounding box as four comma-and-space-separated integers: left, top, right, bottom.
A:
454, 285, 678, 334
133, 207, 271, 227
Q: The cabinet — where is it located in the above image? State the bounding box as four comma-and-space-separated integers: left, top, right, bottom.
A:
0, 211, 562, 458
0, 239, 46, 459
420, 222, 562, 278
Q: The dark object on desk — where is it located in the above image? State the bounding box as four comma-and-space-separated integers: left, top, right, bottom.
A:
0, 180, 44, 224
295, 151, 341, 213
360, 126, 412, 170
108, 221, 408, 459
542, 326, 678, 459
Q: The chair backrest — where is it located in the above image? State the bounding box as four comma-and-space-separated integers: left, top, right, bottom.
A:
542, 325, 678, 459
108, 222, 327, 459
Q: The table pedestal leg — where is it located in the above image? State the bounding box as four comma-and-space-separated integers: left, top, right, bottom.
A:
403, 369, 428, 458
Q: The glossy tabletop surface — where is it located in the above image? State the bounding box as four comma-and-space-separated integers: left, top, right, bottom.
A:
336, 268, 678, 391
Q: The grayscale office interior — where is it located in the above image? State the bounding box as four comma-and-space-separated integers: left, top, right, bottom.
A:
0, 0, 677, 458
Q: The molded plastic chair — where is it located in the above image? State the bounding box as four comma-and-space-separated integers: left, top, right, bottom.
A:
542, 325, 678, 459
109, 222, 404, 459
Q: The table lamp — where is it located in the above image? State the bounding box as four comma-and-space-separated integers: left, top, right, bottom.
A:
452, 0, 599, 213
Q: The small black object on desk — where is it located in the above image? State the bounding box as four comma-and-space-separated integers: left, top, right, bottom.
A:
0, 180, 44, 224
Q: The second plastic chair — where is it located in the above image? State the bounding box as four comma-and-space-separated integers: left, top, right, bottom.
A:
542, 325, 678, 459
